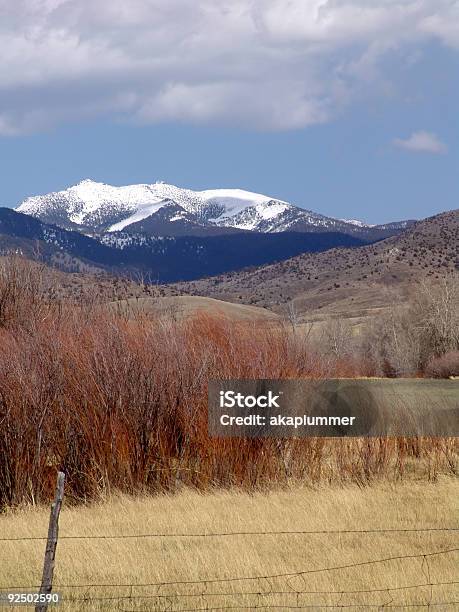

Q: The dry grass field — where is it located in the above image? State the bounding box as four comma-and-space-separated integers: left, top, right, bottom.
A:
1, 481, 458, 611
109, 295, 281, 322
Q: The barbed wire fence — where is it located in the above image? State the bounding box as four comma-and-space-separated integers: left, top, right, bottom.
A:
1, 473, 458, 611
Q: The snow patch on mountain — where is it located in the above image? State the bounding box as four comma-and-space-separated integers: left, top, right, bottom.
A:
108, 199, 169, 232
202, 189, 280, 219
208, 200, 291, 231
340, 218, 374, 228
99, 232, 164, 250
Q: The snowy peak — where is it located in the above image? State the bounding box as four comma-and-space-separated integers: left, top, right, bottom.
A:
16, 179, 410, 240
17, 179, 168, 232
17, 180, 305, 234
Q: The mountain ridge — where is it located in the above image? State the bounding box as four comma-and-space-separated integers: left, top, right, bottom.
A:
16, 179, 415, 240
160, 209, 458, 316
0, 207, 368, 282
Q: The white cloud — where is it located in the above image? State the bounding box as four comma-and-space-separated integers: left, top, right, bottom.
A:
0, 0, 458, 135
419, 2, 459, 49
393, 131, 448, 154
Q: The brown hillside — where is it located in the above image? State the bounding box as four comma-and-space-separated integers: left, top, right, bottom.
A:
160, 210, 458, 319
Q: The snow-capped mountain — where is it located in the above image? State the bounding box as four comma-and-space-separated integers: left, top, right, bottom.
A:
15, 179, 324, 233
17, 179, 412, 240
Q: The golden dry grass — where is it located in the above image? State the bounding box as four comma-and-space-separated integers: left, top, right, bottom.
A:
1, 480, 458, 611
109, 296, 281, 322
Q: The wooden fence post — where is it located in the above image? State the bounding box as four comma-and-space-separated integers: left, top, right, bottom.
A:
35, 471, 65, 612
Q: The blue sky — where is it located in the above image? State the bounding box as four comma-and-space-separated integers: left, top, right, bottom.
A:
1, 1, 458, 224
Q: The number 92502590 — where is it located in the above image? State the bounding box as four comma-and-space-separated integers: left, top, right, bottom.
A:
0, 592, 60, 606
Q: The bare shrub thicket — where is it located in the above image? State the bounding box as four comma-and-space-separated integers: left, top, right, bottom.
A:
0, 258, 457, 507
321, 318, 354, 360
425, 351, 459, 378
362, 275, 459, 376
0, 256, 52, 330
